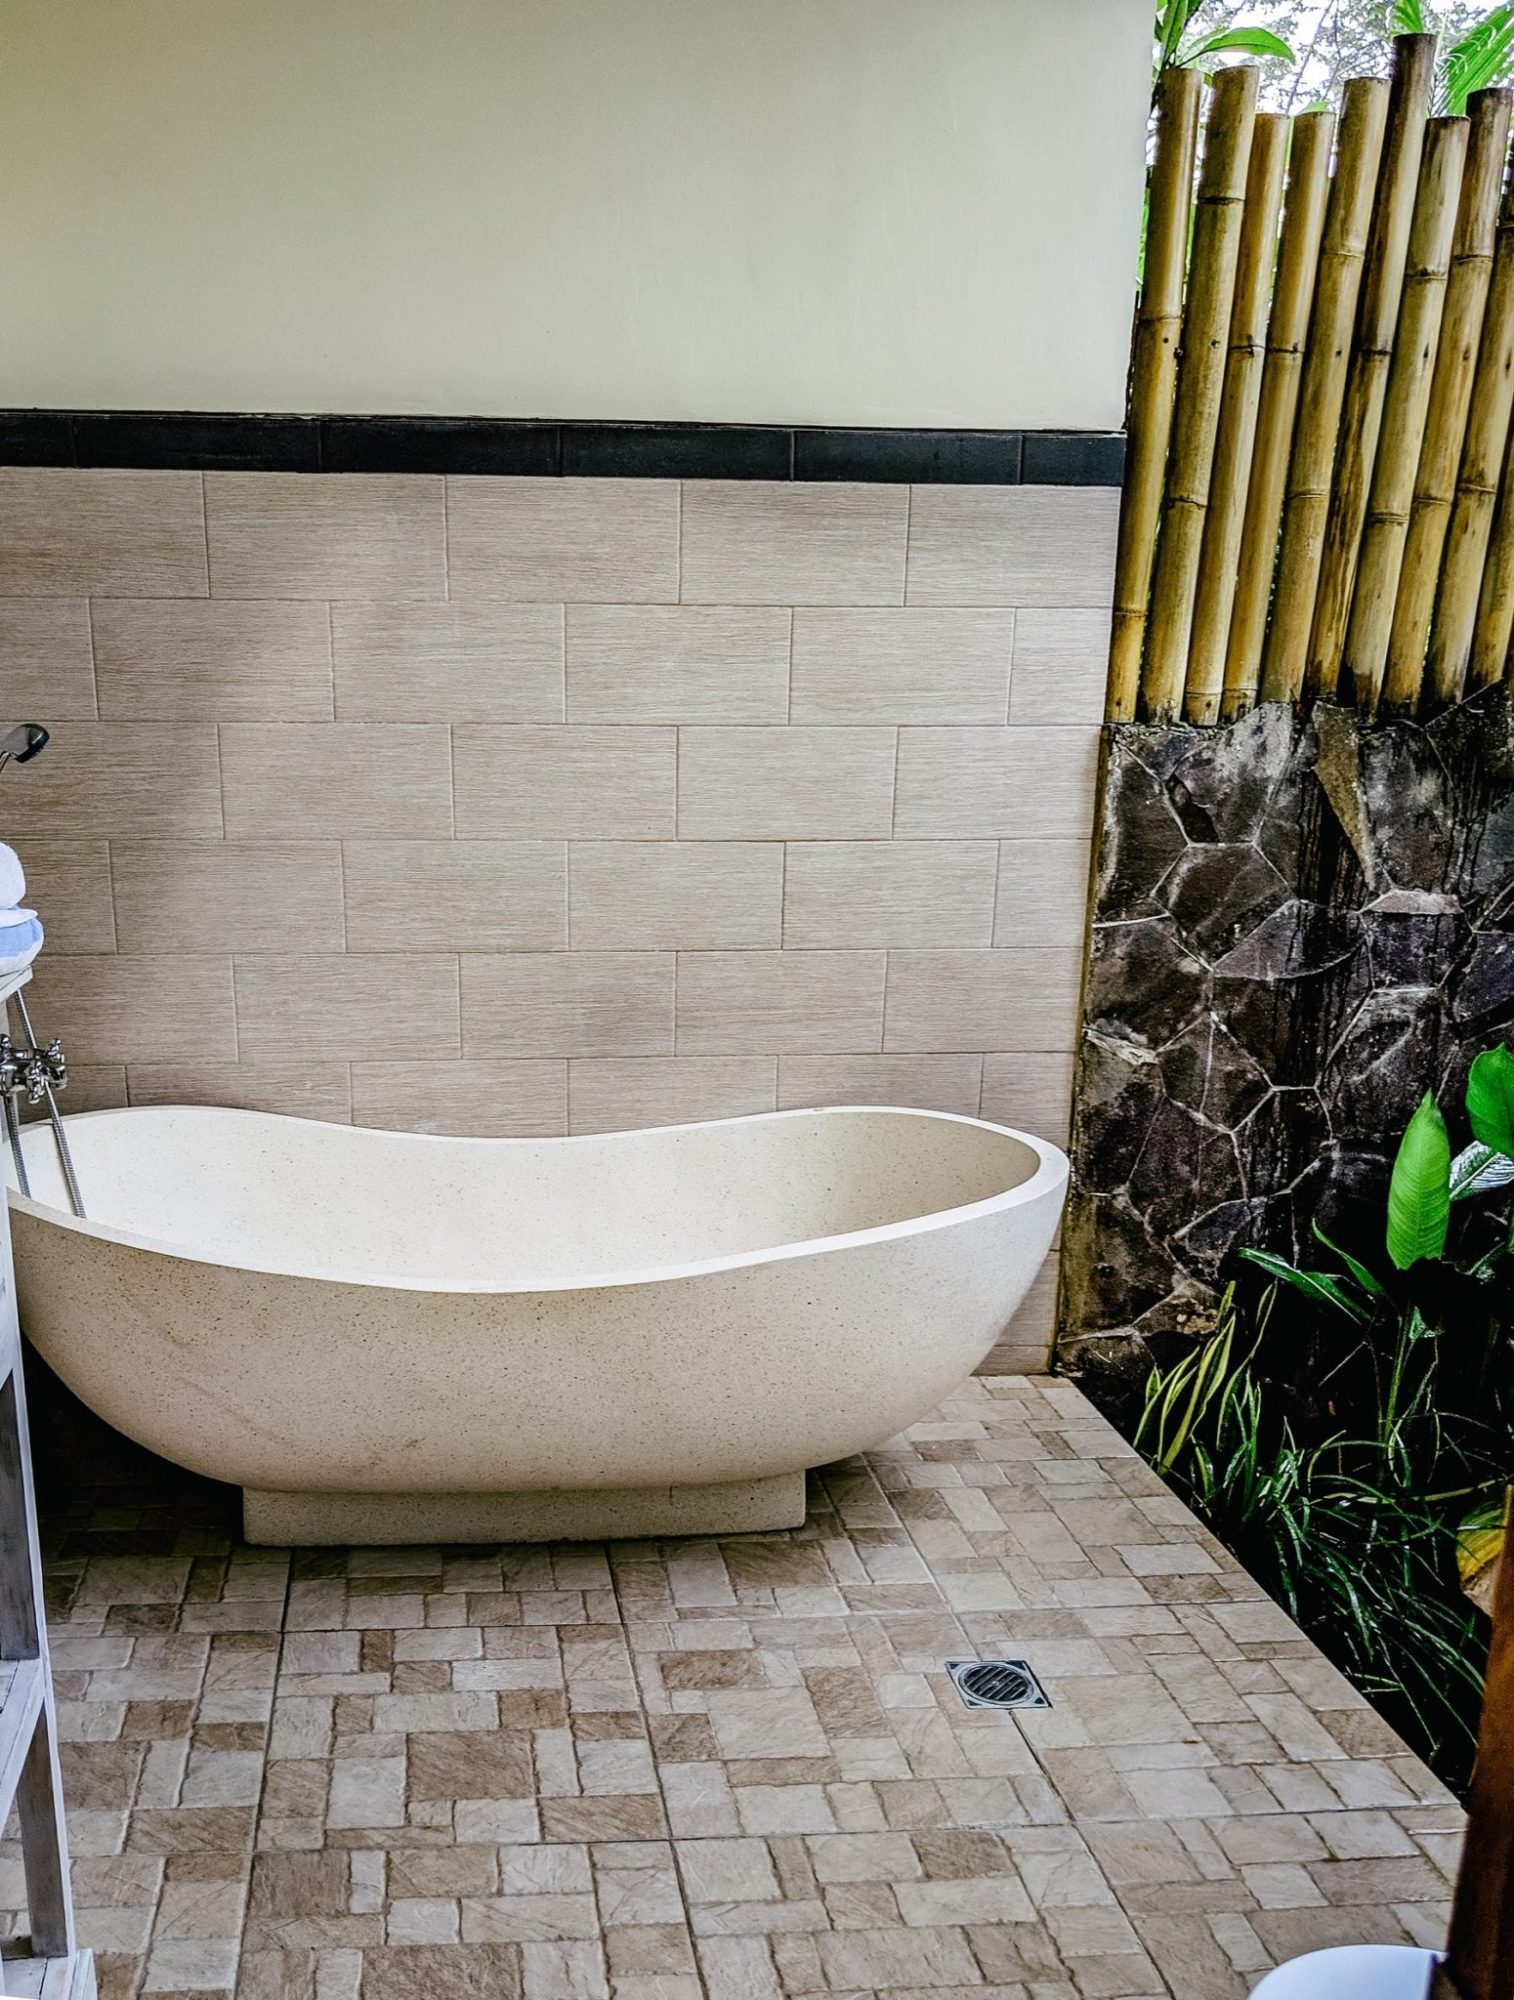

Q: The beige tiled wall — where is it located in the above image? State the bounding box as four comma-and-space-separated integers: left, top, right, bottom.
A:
0, 468, 1115, 1365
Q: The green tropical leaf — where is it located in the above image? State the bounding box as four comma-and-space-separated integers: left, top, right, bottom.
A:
1450, 1140, 1514, 1200
1188, 27, 1295, 61
1467, 1044, 1514, 1156
1387, 1092, 1452, 1271
1390, 0, 1429, 30
1312, 1225, 1390, 1299
1237, 1247, 1373, 1321
1445, 9, 1514, 113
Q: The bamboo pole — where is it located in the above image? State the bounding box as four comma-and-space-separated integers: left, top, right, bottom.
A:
1222, 107, 1335, 719
1184, 111, 1289, 724
1426, 172, 1514, 707
1305, 33, 1437, 700
1346, 116, 1469, 715
1106, 65, 1204, 724
1141, 65, 1260, 723
1470, 422, 1514, 686
1385, 87, 1511, 703
1261, 77, 1392, 704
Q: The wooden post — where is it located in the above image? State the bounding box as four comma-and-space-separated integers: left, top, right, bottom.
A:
1443, 1487, 1514, 1999
1469, 424, 1514, 689
1386, 89, 1511, 707
1346, 116, 1469, 715
1223, 108, 1335, 721
1261, 77, 1392, 705
1141, 65, 1259, 723
1185, 111, 1289, 724
1427, 173, 1514, 708
1306, 33, 1437, 700
1106, 65, 1204, 724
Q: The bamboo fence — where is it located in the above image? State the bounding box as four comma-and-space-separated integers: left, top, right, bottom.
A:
1108, 34, 1514, 724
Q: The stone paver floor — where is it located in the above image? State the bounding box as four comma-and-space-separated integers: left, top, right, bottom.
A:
13, 1375, 1463, 1999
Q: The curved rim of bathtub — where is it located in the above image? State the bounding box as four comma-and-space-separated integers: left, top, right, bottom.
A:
7, 1102, 1069, 1296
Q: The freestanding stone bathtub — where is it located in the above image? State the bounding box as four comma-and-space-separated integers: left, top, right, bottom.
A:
6, 1104, 1067, 1544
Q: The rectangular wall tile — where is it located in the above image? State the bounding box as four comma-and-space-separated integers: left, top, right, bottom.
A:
565, 606, 789, 723
92, 600, 334, 721
568, 1058, 777, 1133
351, 1060, 567, 1137
776, 1054, 983, 1115
676, 951, 886, 1054
894, 726, 1099, 840
454, 727, 675, 840
980, 1051, 1078, 1144
1009, 608, 1111, 726
979, 1258, 1061, 1373
678, 728, 895, 840
332, 602, 564, 723
783, 842, 997, 948
0, 601, 97, 716
462, 953, 674, 1057
681, 481, 908, 605
0, 470, 208, 596
234, 955, 459, 1062
447, 477, 679, 602
790, 608, 1014, 723
0, 722, 223, 839
205, 473, 444, 600
569, 843, 782, 950
884, 948, 1083, 1053
111, 842, 345, 953
344, 841, 566, 952
11, 840, 115, 952
994, 840, 1093, 948
906, 485, 1119, 606
24, 955, 235, 1063
126, 1064, 354, 1123
22, 1065, 126, 1115
220, 724, 453, 840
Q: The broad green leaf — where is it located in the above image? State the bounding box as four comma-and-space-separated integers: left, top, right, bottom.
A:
1450, 1140, 1514, 1200
1391, 0, 1428, 30
1467, 1044, 1514, 1156
1237, 1248, 1372, 1322
1189, 27, 1294, 61
1387, 1092, 1452, 1271
1312, 1225, 1389, 1299
1446, 10, 1514, 113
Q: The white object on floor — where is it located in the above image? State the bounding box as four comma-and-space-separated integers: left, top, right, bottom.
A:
0, 906, 37, 929
6, 1102, 1068, 1543
1251, 1944, 1441, 1997
0, 843, 24, 908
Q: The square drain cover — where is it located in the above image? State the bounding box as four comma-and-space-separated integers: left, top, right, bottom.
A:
945, 1657, 1050, 1711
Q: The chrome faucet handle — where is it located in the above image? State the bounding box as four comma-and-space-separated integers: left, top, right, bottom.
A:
42, 1038, 66, 1088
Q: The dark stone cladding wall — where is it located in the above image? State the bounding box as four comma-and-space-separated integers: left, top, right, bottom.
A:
1059, 688, 1514, 1423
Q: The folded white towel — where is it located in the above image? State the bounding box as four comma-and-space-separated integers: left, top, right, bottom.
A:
0, 845, 23, 909
0, 914, 41, 978
0, 906, 36, 931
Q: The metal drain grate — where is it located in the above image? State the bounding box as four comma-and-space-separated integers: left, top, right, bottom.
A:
945, 1657, 1051, 1711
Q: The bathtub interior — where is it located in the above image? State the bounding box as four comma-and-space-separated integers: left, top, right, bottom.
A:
12, 1104, 1054, 1288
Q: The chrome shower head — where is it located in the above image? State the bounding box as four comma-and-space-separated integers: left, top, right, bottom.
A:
0, 724, 48, 775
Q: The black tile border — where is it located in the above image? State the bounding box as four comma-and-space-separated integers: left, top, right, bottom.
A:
0, 413, 1124, 485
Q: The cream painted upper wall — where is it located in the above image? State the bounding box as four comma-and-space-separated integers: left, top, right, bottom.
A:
0, 1, 1151, 429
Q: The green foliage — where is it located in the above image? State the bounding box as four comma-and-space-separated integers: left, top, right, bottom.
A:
1387, 1092, 1451, 1269
1154, 0, 1295, 83
1156, 4, 1514, 108
1139, 1047, 1514, 1784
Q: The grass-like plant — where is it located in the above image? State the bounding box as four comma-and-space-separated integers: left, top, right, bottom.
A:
1137, 1045, 1514, 1784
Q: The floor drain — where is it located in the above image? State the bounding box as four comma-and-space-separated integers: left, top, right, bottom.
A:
945, 1657, 1051, 1711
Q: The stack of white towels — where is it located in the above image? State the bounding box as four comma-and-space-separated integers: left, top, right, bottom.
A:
0, 844, 42, 980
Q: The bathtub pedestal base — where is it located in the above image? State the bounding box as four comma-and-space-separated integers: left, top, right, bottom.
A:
242, 1472, 809, 1546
